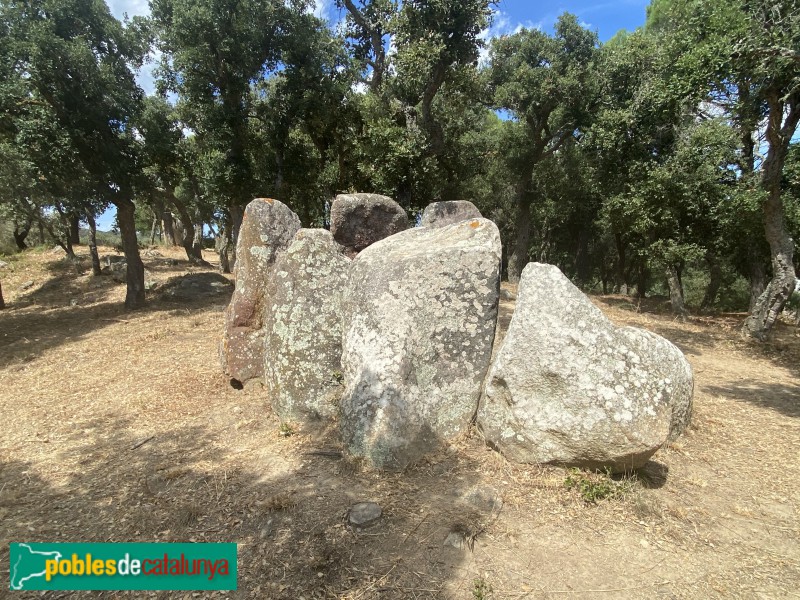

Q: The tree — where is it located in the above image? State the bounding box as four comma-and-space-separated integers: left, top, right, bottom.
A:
1, 0, 149, 308
488, 14, 598, 283
151, 0, 298, 254
648, 0, 800, 337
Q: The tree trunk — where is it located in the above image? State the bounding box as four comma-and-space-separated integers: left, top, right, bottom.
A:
666, 264, 688, 319
38, 219, 44, 245
168, 193, 205, 263
575, 227, 591, 289
741, 93, 799, 340
114, 198, 146, 309
230, 204, 244, 271
614, 233, 627, 294
149, 213, 159, 246
0, 279, 5, 309
507, 198, 532, 284
701, 253, 722, 310
13, 219, 31, 250
162, 210, 177, 246
64, 226, 76, 259
749, 253, 767, 311
193, 218, 204, 258
636, 264, 649, 299
69, 214, 81, 245
219, 211, 232, 274
87, 211, 102, 276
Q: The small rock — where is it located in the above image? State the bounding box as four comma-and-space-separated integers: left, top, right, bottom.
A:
348, 502, 382, 527
69, 299, 78, 307
444, 531, 468, 550
0, 260, 8, 269
459, 485, 503, 514
420, 200, 482, 228
330, 193, 409, 255
20, 280, 35, 290
500, 288, 517, 301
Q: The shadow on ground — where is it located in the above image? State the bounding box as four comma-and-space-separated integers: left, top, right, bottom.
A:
0, 272, 233, 370
703, 381, 800, 419
0, 410, 493, 598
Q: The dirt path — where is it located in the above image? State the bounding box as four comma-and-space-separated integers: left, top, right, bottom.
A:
1, 247, 798, 598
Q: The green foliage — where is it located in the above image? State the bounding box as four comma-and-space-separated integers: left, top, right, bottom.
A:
564, 468, 634, 504
472, 577, 493, 600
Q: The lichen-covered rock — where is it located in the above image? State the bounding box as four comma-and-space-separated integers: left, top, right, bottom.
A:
420, 201, 482, 228
220, 198, 301, 384
478, 263, 693, 472
330, 193, 409, 255
265, 229, 351, 425
340, 218, 502, 470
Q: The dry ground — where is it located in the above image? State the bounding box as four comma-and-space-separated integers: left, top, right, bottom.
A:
0, 245, 798, 599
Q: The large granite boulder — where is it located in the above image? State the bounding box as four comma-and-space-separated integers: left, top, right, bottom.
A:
420, 201, 482, 228
330, 193, 409, 255
265, 229, 352, 425
340, 218, 502, 470
478, 263, 693, 472
220, 198, 301, 384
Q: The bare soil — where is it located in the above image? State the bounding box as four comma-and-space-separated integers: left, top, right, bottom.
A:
1, 246, 798, 599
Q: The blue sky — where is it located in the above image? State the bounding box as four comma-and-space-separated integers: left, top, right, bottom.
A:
98, 0, 649, 230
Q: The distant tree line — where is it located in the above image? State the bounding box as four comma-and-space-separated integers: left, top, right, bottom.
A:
0, 0, 798, 339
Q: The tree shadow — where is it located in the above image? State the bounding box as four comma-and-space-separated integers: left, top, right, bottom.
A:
0, 275, 233, 370
703, 381, 800, 419
0, 408, 491, 598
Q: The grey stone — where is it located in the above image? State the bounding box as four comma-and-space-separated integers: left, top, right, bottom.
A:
444, 531, 468, 550
220, 199, 301, 384
348, 502, 382, 527
265, 229, 352, 425
500, 288, 517, 301
330, 193, 409, 255
458, 485, 503, 514
162, 273, 233, 301
340, 218, 502, 470
19, 280, 35, 291
420, 200, 482, 228
478, 263, 694, 472
102, 262, 155, 289
0, 260, 8, 269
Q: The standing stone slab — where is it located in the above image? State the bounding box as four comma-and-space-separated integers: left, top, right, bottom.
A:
478, 263, 693, 472
220, 198, 301, 384
330, 193, 409, 255
265, 229, 352, 425
340, 218, 502, 470
420, 201, 482, 228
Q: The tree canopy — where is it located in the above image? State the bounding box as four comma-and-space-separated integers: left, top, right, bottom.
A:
1, 0, 798, 337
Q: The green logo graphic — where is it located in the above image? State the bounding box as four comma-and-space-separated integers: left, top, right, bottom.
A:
9, 543, 237, 591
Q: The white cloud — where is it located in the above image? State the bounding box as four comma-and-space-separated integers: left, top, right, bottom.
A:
106, 0, 150, 20
312, 0, 332, 21
478, 10, 541, 66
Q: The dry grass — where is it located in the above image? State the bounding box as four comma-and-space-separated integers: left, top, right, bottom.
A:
1, 246, 799, 599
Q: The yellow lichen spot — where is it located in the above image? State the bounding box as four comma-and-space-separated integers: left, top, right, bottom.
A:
469, 220, 480, 229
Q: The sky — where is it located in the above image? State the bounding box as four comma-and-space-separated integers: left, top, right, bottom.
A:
97, 0, 650, 229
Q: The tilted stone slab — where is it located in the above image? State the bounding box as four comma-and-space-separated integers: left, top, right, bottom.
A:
478, 263, 694, 472
265, 229, 352, 425
220, 198, 301, 384
340, 218, 502, 470
330, 193, 409, 255
420, 200, 482, 228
